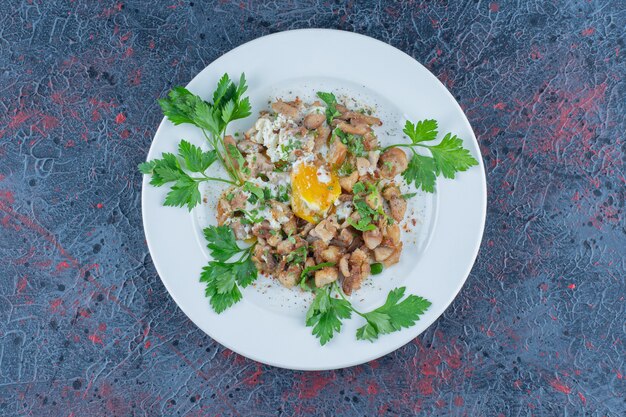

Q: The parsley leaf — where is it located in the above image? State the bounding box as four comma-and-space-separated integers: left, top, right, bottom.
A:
200, 262, 243, 313
158, 87, 205, 126
355, 287, 432, 342
154, 73, 252, 185
232, 258, 258, 287
347, 217, 377, 232
337, 161, 355, 176
178, 140, 218, 172
386, 119, 479, 193
163, 176, 201, 210
200, 225, 258, 313
305, 286, 352, 345
403, 119, 438, 143
138, 160, 157, 174
429, 133, 479, 179
286, 245, 308, 265
139, 143, 235, 210
203, 225, 243, 262
316, 91, 341, 124
352, 181, 366, 194
243, 181, 265, 203
402, 154, 437, 193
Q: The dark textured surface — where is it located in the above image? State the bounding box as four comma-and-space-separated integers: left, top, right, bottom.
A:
0, 0, 624, 415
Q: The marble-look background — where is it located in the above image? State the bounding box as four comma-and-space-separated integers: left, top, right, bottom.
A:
0, 1, 624, 415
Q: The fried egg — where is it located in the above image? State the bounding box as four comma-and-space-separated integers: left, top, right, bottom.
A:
290, 162, 341, 224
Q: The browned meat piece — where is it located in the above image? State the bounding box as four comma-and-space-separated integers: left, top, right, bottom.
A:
280, 235, 307, 256
382, 184, 402, 200
337, 194, 352, 203
311, 239, 328, 263
337, 121, 369, 136
363, 227, 383, 250
305, 257, 316, 269
216, 198, 229, 225
230, 219, 249, 240
315, 267, 339, 288
363, 131, 378, 150
365, 189, 383, 211
338, 228, 355, 247
343, 111, 382, 126
329, 137, 348, 166
270, 200, 292, 221
309, 217, 339, 244
320, 245, 343, 263
304, 113, 325, 130
276, 238, 295, 255
314, 124, 331, 152
339, 171, 358, 192
282, 217, 298, 236
252, 244, 276, 274
252, 221, 274, 241
388, 197, 407, 222
237, 139, 263, 154
335, 103, 349, 114
247, 153, 274, 177
356, 157, 370, 177
374, 246, 394, 262
216, 191, 247, 224
278, 264, 301, 288
381, 222, 401, 246
338, 255, 350, 276
382, 242, 403, 267
368, 150, 380, 167
299, 222, 315, 237
342, 248, 371, 295
267, 232, 283, 247
271, 100, 300, 119
358, 245, 376, 263
379, 148, 409, 178
230, 192, 247, 211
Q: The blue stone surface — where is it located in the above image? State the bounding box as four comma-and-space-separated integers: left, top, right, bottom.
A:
0, 1, 624, 415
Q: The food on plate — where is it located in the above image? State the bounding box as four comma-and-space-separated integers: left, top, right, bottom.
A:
213, 95, 412, 296
140, 73, 478, 345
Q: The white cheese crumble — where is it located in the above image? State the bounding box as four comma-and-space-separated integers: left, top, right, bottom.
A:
316, 165, 331, 184
336, 201, 353, 220
256, 206, 282, 229
250, 114, 301, 163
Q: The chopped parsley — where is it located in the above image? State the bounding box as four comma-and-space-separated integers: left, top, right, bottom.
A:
337, 161, 355, 177
334, 128, 367, 157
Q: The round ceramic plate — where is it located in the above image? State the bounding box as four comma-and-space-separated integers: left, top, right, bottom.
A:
142, 29, 486, 371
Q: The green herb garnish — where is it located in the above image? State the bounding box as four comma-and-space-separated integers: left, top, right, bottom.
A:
138, 140, 229, 210
299, 262, 336, 291
200, 225, 257, 313
355, 287, 431, 342
305, 283, 431, 345
384, 119, 479, 193
334, 128, 367, 157
305, 284, 353, 345
316, 91, 341, 124
157, 73, 251, 185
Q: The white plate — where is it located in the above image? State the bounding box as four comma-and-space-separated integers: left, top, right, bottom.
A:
142, 29, 486, 371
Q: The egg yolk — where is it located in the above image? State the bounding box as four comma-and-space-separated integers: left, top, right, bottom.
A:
291, 162, 341, 224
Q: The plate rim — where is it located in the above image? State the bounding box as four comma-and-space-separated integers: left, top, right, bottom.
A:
141, 28, 487, 370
